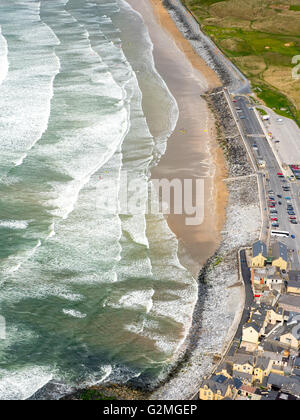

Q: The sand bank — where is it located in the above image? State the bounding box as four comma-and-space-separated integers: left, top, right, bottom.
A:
127, 0, 228, 276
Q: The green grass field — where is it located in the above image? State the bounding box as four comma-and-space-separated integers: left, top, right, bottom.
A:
181, 0, 300, 126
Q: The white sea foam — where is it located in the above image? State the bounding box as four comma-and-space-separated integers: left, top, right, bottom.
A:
0, 220, 29, 229
62, 309, 86, 318
0, 0, 197, 393
106, 289, 155, 313
58, 292, 83, 302
0, 25, 8, 86
0, 0, 60, 176
0, 366, 53, 400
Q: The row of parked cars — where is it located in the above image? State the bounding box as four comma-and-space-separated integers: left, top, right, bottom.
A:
268, 180, 297, 228
268, 189, 279, 227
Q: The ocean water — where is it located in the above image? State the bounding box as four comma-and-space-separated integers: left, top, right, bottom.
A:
0, 0, 198, 399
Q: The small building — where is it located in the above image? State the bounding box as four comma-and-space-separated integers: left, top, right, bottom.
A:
239, 385, 261, 400
271, 241, 288, 271
251, 241, 267, 268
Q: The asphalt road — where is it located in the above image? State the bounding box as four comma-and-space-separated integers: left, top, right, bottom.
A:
233, 96, 300, 270
235, 250, 253, 339
225, 250, 253, 359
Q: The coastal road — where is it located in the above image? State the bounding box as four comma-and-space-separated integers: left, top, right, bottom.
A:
226, 250, 253, 359
234, 250, 253, 339
233, 96, 300, 270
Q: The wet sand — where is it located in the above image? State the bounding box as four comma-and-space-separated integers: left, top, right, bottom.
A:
127, 0, 228, 275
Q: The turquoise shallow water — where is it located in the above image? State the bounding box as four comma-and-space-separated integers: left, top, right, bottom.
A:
0, 0, 197, 399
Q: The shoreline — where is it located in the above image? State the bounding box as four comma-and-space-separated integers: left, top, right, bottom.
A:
57, 0, 261, 401
127, 0, 229, 274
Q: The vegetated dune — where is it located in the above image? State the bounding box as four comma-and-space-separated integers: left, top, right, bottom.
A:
182, 0, 300, 125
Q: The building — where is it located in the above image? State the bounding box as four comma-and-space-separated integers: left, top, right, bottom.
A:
271, 241, 288, 271
280, 323, 300, 350
232, 354, 255, 380
287, 271, 300, 295
215, 362, 233, 379
263, 350, 289, 371
199, 375, 242, 400
267, 373, 300, 398
242, 323, 260, 346
266, 306, 284, 325
251, 241, 267, 268
252, 266, 283, 290
253, 357, 272, 384
279, 294, 300, 313
238, 385, 261, 400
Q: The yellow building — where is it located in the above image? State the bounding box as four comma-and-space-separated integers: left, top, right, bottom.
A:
280, 331, 300, 350
233, 354, 255, 376
266, 307, 284, 325
242, 323, 260, 346
199, 375, 238, 400
251, 241, 267, 268
272, 241, 288, 271
253, 357, 272, 384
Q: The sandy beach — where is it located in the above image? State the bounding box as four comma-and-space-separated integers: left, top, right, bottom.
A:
127, 0, 228, 276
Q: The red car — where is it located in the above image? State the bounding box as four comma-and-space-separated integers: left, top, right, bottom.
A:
290, 216, 296, 220
268, 204, 275, 208
271, 218, 278, 221
277, 172, 283, 176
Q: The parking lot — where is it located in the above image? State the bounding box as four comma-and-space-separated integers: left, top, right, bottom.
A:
233, 96, 300, 270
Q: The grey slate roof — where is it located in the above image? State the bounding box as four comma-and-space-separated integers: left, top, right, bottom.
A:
279, 294, 300, 311
252, 240, 267, 258
289, 271, 300, 282
267, 373, 300, 397
243, 322, 260, 333
255, 357, 271, 371
233, 353, 255, 366
232, 371, 253, 383
216, 362, 233, 377
201, 374, 240, 396
272, 241, 288, 262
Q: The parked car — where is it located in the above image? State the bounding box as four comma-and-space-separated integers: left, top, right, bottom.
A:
290, 220, 298, 224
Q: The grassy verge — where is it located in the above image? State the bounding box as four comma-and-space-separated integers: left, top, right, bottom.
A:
253, 82, 300, 124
